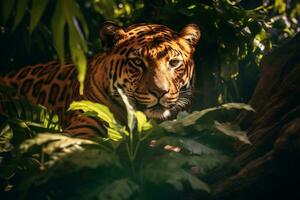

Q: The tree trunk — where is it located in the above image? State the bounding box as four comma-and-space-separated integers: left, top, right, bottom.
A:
212, 33, 300, 199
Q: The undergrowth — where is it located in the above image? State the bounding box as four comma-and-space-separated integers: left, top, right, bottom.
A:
0, 86, 254, 199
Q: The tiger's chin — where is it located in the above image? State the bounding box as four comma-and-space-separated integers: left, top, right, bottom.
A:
144, 107, 175, 122
136, 101, 188, 122
135, 101, 188, 122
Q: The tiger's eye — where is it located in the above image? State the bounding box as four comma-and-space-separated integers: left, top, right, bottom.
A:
132, 58, 143, 66
169, 59, 182, 68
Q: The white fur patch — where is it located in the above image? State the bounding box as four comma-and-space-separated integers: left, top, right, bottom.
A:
162, 110, 171, 118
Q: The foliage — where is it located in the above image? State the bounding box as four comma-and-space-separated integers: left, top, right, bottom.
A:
0, 85, 61, 135
1, 0, 89, 94
0, 88, 253, 199
0, 0, 299, 106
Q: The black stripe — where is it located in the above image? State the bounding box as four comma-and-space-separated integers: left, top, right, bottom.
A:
119, 48, 127, 55
17, 68, 31, 79
31, 66, 43, 75
20, 79, 33, 95
57, 66, 73, 80
37, 65, 53, 77
68, 69, 77, 80
37, 91, 46, 105
118, 59, 125, 77
113, 60, 120, 82
125, 47, 133, 57
32, 79, 44, 97
48, 83, 60, 105
59, 85, 68, 102
45, 67, 59, 84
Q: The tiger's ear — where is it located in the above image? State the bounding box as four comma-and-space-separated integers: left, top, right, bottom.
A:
179, 24, 201, 47
100, 22, 125, 51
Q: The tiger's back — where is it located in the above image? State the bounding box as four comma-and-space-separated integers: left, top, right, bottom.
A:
0, 61, 80, 121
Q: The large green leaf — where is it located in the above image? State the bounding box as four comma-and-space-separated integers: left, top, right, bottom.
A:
68, 100, 128, 141
187, 154, 231, 176
180, 138, 219, 155
51, 1, 65, 63
1, 0, 15, 24
51, 0, 88, 95
214, 121, 251, 144
160, 103, 254, 140
19, 133, 119, 169
134, 111, 152, 134
12, 0, 29, 30
19, 133, 94, 153
68, 100, 116, 126
142, 152, 210, 193
28, 0, 49, 33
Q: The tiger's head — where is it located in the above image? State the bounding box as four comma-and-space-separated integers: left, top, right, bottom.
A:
95, 22, 200, 122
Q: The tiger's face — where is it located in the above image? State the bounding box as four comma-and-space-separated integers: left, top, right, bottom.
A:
99, 22, 200, 121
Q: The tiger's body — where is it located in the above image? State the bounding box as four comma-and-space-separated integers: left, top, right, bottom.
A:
1, 61, 80, 120
0, 22, 200, 138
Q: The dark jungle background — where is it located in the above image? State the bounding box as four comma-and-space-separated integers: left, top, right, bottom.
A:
0, 0, 299, 199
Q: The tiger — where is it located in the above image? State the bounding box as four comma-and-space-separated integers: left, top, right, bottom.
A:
0, 22, 200, 138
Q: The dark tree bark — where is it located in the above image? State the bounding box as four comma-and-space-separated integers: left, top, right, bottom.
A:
212, 33, 300, 199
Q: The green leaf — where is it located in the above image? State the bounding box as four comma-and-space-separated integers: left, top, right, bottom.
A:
180, 138, 219, 155
57, 146, 120, 169
19, 133, 120, 169
92, 0, 117, 20
107, 127, 123, 141
160, 103, 254, 133
0, 139, 13, 154
1, 0, 15, 24
0, 123, 13, 141
220, 103, 255, 112
0, 90, 61, 133
68, 19, 87, 95
12, 0, 29, 31
69, 100, 128, 142
187, 154, 231, 176
143, 153, 210, 193
98, 179, 139, 200
19, 133, 95, 153
135, 111, 152, 134
51, 1, 65, 62
213, 121, 251, 144
28, 0, 49, 33
274, 0, 286, 13
51, 0, 89, 95
68, 100, 116, 126
51, 0, 66, 63
160, 107, 217, 133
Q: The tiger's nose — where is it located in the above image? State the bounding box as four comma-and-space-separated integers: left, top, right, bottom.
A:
149, 87, 169, 99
